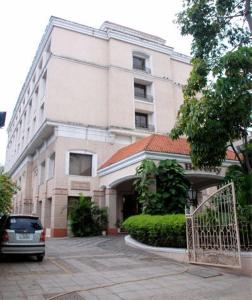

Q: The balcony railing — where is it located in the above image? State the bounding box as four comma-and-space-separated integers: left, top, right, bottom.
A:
134, 91, 153, 102
133, 64, 151, 74
135, 124, 155, 131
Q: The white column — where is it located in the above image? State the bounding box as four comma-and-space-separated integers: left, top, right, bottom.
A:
105, 188, 117, 234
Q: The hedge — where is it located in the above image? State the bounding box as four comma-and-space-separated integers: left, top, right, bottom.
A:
123, 214, 186, 248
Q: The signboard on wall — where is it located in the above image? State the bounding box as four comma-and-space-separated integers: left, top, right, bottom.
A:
183, 162, 222, 175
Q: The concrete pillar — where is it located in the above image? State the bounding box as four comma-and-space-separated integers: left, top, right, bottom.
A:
105, 188, 117, 235
41, 198, 52, 229
117, 193, 123, 221
93, 189, 105, 207
50, 188, 68, 237
41, 198, 46, 227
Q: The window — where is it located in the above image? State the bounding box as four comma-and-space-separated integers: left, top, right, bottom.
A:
42, 70, 47, 80
23, 112, 26, 127
132, 52, 151, 73
41, 71, 47, 97
6, 216, 42, 233
69, 153, 92, 176
46, 41, 51, 54
33, 117, 36, 130
40, 161, 46, 184
40, 103, 44, 121
27, 100, 32, 121
39, 58, 43, 69
134, 80, 153, 102
134, 83, 146, 99
133, 56, 145, 71
135, 112, 148, 129
35, 86, 39, 96
48, 153, 55, 179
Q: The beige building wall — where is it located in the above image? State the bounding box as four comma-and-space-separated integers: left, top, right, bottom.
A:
5, 17, 192, 236
45, 58, 109, 127
51, 27, 109, 66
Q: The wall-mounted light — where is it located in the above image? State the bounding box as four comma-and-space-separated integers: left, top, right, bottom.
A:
188, 187, 197, 207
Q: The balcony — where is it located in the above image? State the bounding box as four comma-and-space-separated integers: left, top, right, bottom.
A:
134, 90, 153, 102
135, 112, 155, 132
133, 64, 151, 74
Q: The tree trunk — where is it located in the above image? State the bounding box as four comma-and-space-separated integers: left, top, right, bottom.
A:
245, 0, 252, 34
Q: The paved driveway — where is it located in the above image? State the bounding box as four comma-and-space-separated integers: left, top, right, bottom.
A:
0, 235, 251, 300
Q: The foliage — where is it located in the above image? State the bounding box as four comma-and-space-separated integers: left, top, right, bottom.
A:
123, 214, 186, 248
0, 167, 19, 214
225, 165, 252, 223
197, 208, 230, 227
134, 160, 189, 214
177, 0, 251, 62
134, 160, 158, 214
171, 0, 252, 175
69, 195, 108, 237
156, 160, 190, 213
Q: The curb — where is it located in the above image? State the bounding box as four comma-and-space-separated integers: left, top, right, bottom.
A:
125, 235, 187, 254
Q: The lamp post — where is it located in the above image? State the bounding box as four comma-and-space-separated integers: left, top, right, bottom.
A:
187, 187, 197, 214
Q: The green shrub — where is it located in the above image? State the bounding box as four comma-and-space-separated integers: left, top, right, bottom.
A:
134, 159, 189, 215
156, 160, 190, 213
123, 214, 186, 248
69, 195, 108, 237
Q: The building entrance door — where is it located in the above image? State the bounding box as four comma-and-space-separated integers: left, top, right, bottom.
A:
122, 195, 139, 220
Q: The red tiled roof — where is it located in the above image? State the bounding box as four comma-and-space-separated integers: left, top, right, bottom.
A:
100, 134, 236, 169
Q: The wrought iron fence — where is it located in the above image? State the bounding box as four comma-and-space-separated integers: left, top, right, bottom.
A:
239, 221, 252, 251
186, 182, 241, 268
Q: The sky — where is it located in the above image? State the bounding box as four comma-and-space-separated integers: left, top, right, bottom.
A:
0, 0, 192, 167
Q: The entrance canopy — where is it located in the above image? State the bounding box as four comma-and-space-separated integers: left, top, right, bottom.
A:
98, 134, 237, 190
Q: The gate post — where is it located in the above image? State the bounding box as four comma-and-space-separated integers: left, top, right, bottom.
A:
189, 205, 196, 261
232, 182, 242, 267
185, 182, 241, 268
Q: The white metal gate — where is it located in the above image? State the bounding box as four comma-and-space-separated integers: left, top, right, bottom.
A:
186, 182, 241, 268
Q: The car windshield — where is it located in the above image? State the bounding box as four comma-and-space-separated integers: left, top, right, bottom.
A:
6, 217, 43, 233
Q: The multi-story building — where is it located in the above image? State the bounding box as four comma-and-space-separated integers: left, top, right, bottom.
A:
5, 17, 236, 236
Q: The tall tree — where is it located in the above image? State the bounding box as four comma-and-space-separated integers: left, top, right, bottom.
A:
171, 0, 252, 175
0, 167, 18, 214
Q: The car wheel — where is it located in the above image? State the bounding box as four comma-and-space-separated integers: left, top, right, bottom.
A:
37, 255, 44, 262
